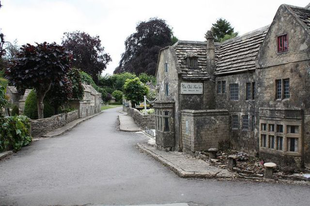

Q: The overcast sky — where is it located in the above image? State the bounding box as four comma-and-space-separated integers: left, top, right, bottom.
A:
0, 0, 308, 75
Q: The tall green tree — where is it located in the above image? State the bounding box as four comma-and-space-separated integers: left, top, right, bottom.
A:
210, 18, 238, 42
115, 18, 176, 75
123, 77, 148, 106
6, 42, 71, 119
62, 31, 112, 83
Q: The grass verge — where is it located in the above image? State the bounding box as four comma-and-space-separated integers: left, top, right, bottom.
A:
101, 104, 122, 111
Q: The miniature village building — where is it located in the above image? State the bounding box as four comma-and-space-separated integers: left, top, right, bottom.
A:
154, 4, 310, 169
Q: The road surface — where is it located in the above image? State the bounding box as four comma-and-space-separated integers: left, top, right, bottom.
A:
0, 107, 309, 206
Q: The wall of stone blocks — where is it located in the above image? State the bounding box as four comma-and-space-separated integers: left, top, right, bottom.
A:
181, 110, 229, 153
127, 107, 155, 129
30, 110, 79, 137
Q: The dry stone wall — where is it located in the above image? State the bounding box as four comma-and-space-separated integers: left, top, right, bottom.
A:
126, 107, 155, 129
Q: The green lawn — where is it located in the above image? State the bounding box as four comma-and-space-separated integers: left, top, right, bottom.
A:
101, 104, 122, 111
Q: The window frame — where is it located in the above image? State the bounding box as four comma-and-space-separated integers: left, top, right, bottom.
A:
231, 115, 239, 130
275, 78, 290, 100
277, 34, 288, 53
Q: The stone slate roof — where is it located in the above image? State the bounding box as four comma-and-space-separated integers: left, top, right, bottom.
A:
172, 41, 210, 80
215, 25, 269, 75
288, 5, 310, 30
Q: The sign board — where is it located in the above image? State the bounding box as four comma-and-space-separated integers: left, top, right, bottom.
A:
181, 82, 203, 94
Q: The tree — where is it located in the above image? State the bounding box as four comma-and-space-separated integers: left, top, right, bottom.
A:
111, 72, 136, 91
62, 31, 112, 83
112, 90, 123, 103
6, 42, 71, 119
115, 18, 175, 75
123, 77, 148, 106
210, 18, 238, 42
138, 73, 156, 85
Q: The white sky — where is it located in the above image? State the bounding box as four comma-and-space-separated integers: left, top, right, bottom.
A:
0, 0, 309, 75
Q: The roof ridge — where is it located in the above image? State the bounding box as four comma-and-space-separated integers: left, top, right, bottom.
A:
220, 25, 269, 45
177, 40, 206, 45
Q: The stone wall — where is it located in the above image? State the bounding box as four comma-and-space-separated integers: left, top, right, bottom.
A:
181, 109, 229, 153
126, 107, 155, 129
30, 110, 79, 137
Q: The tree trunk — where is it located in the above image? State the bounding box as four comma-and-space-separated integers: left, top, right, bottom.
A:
36, 83, 52, 119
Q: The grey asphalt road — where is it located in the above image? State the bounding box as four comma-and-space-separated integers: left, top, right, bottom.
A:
1, 107, 310, 206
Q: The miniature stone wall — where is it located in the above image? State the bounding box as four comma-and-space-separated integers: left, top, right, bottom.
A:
126, 107, 155, 129
30, 110, 79, 137
181, 109, 229, 153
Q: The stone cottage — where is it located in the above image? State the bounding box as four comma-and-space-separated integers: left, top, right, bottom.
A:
154, 4, 310, 169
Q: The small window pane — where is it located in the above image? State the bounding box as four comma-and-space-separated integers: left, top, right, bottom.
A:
283, 79, 290, 99
276, 125, 283, 133
165, 62, 168, 72
246, 83, 251, 100
261, 123, 267, 131
277, 136, 283, 150
276, 80, 282, 99
261, 134, 267, 147
232, 115, 239, 129
165, 83, 169, 96
287, 138, 298, 152
230, 84, 239, 100
269, 124, 275, 132
217, 81, 222, 94
242, 115, 249, 130
252, 82, 255, 99
164, 117, 169, 131
222, 81, 226, 93
269, 135, 275, 149
287, 125, 299, 134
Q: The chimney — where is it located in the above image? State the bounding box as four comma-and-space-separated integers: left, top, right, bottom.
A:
206, 30, 215, 76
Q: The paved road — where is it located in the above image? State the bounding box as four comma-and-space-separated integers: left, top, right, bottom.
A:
1, 107, 310, 206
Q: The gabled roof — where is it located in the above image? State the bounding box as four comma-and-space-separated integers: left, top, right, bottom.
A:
287, 4, 310, 31
215, 25, 269, 75
172, 41, 210, 80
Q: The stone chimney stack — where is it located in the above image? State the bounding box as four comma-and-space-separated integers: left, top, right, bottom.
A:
206, 30, 215, 76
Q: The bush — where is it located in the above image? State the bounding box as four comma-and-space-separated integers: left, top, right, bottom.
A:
24, 90, 54, 119
0, 115, 32, 152
11, 105, 19, 116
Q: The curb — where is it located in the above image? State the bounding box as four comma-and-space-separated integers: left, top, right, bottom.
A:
137, 143, 232, 179
118, 115, 141, 132
0, 151, 13, 161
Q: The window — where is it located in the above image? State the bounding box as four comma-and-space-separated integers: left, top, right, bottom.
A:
269, 135, 275, 149
277, 136, 283, 150
261, 123, 267, 131
287, 138, 298, 152
278, 34, 288, 53
217, 81, 226, 94
269, 124, 275, 132
187, 57, 198, 69
246, 82, 255, 100
242, 115, 249, 130
165, 83, 169, 96
165, 62, 168, 72
164, 111, 170, 131
276, 80, 282, 99
230, 84, 239, 100
232, 115, 239, 129
276, 125, 283, 133
276, 79, 290, 100
261, 134, 267, 147
155, 110, 172, 132
283, 79, 290, 99
287, 125, 299, 134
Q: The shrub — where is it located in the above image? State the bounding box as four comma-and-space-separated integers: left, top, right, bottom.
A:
24, 90, 54, 119
11, 105, 19, 116
0, 115, 32, 152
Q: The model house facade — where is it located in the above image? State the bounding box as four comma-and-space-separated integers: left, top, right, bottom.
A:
154, 4, 310, 169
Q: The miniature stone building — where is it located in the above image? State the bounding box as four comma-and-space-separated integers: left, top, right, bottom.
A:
155, 4, 310, 169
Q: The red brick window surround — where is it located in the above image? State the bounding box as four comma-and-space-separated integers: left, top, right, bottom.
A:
277, 34, 288, 53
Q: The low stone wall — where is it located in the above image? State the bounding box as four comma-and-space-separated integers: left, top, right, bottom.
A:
30, 110, 79, 137
127, 107, 155, 129
181, 109, 230, 153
